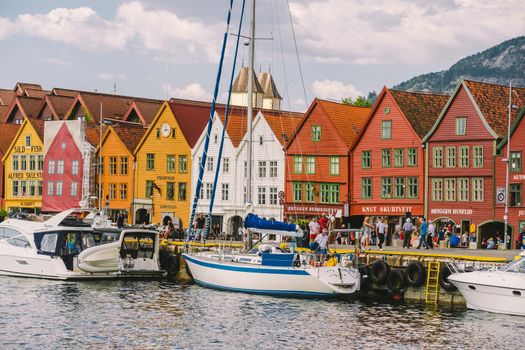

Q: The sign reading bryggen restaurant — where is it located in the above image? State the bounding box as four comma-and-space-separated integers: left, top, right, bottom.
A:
2, 119, 44, 213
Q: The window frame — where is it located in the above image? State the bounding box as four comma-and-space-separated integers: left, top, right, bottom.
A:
382, 149, 391, 168
394, 148, 404, 167
305, 156, 315, 175
381, 177, 392, 199
312, 125, 321, 142
407, 148, 417, 167
293, 156, 303, 174
361, 150, 371, 169
381, 120, 392, 140
362, 177, 372, 199
455, 117, 467, 135
433, 147, 443, 168
458, 146, 469, 168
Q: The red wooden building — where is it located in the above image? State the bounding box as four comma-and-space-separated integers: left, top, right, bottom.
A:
351, 87, 449, 229
423, 79, 525, 244
284, 99, 370, 223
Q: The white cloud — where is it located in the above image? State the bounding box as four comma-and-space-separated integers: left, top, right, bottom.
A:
40, 57, 73, 66
290, 0, 525, 65
0, 17, 13, 39
312, 79, 363, 100
164, 83, 212, 101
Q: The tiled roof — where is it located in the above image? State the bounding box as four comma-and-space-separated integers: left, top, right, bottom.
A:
389, 89, 450, 138
28, 119, 45, 141
112, 124, 148, 154
46, 95, 75, 119
317, 99, 371, 148
0, 106, 9, 121
86, 125, 108, 147
52, 88, 80, 97
0, 123, 21, 155
4, 96, 43, 122
15, 82, 42, 94
78, 92, 134, 122
0, 89, 16, 106
231, 67, 264, 93
168, 101, 211, 148
123, 99, 163, 125
217, 107, 248, 148
264, 111, 303, 146
24, 88, 50, 98
464, 79, 525, 137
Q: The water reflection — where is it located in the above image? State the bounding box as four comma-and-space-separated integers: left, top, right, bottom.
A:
0, 276, 524, 349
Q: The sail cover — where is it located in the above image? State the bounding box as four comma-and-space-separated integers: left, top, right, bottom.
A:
244, 214, 300, 236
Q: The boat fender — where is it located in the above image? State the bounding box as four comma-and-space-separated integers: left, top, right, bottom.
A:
166, 254, 180, 275
439, 265, 457, 292
367, 260, 390, 285
386, 269, 407, 294
405, 262, 426, 287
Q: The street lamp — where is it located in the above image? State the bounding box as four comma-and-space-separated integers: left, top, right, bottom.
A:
504, 81, 513, 249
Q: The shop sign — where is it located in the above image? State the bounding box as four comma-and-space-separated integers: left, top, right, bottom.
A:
513, 174, 525, 181
157, 175, 175, 180
360, 206, 413, 214
13, 145, 42, 153
7, 172, 43, 179
20, 202, 35, 206
518, 210, 525, 217
285, 204, 341, 215
430, 208, 473, 215
160, 204, 177, 209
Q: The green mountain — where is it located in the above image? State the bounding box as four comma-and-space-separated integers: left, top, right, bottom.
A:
394, 36, 525, 93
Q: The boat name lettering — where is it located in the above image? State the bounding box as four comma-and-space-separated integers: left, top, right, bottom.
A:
430, 208, 473, 215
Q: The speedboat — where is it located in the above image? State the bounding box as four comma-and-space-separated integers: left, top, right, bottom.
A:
183, 214, 360, 298
0, 209, 165, 280
448, 251, 525, 316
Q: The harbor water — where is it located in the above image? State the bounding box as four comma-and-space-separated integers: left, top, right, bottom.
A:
1, 277, 524, 350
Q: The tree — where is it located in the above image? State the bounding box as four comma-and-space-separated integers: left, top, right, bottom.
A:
341, 95, 372, 107
0, 209, 7, 222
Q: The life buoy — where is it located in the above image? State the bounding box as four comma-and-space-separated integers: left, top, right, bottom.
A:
166, 254, 180, 275
387, 269, 407, 294
367, 260, 390, 285
439, 265, 457, 291
405, 261, 426, 287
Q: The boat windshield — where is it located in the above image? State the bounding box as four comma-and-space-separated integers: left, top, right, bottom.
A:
35, 230, 97, 256
500, 257, 525, 273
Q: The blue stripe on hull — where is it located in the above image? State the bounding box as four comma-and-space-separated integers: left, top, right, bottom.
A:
184, 254, 309, 275
193, 278, 337, 298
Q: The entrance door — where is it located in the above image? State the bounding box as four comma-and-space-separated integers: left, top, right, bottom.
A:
135, 208, 150, 225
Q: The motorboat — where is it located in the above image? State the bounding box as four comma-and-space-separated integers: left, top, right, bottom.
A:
183, 214, 361, 297
448, 251, 525, 316
0, 209, 165, 280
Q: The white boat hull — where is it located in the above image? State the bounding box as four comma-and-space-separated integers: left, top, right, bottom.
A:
449, 271, 525, 316
183, 253, 360, 297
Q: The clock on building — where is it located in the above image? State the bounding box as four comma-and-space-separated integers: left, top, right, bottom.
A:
161, 124, 171, 138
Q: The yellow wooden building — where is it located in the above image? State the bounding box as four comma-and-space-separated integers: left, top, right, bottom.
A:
132, 101, 208, 227
96, 124, 146, 223
1, 118, 45, 213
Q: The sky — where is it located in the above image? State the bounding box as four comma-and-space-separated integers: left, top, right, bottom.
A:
1, 0, 524, 111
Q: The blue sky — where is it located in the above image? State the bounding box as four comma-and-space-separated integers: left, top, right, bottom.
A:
1, 0, 524, 111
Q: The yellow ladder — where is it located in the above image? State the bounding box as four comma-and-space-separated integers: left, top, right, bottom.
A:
425, 261, 440, 304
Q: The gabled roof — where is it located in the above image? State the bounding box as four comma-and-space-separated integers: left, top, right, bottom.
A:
217, 108, 248, 148
14, 82, 42, 95
122, 99, 163, 125
0, 123, 21, 156
168, 101, 211, 148
36, 95, 75, 120
389, 89, 450, 138
85, 125, 107, 147
112, 124, 148, 154
52, 88, 80, 97
0, 106, 9, 121
498, 106, 525, 150
29, 119, 45, 141
3, 96, 43, 122
24, 88, 50, 98
258, 72, 282, 99
260, 111, 303, 146
231, 67, 264, 93
0, 89, 16, 106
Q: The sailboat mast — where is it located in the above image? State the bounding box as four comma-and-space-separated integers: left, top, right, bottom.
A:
246, 0, 255, 205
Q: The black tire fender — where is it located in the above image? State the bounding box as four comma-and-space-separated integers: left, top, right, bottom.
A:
367, 260, 390, 285
439, 265, 457, 291
405, 261, 426, 287
166, 254, 180, 275
387, 269, 407, 293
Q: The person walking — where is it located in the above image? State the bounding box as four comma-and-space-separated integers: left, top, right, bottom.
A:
402, 218, 414, 249
376, 217, 386, 251
427, 219, 435, 249
362, 216, 374, 251
417, 218, 428, 249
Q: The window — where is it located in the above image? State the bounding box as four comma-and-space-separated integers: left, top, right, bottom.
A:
431, 178, 443, 201
222, 183, 229, 201
199, 185, 204, 200
362, 178, 372, 199
330, 156, 340, 175
71, 160, 79, 175
214, 134, 218, 144
207, 157, 214, 172
270, 187, 278, 205
394, 149, 404, 167
172, 129, 176, 138
293, 156, 302, 174
382, 120, 392, 139
433, 147, 443, 168
244, 161, 247, 178
444, 178, 456, 201
146, 180, 153, 197
458, 178, 469, 201
29, 181, 36, 196
108, 183, 116, 199
455, 117, 466, 135
258, 187, 266, 205
178, 183, 186, 201
48, 160, 55, 174
472, 177, 484, 201
13, 181, 19, 196
382, 149, 391, 168
258, 161, 267, 177
320, 184, 339, 203
305, 156, 315, 174
20, 181, 27, 196
57, 160, 64, 174
459, 146, 469, 168
206, 183, 212, 200
120, 157, 128, 175
329, 184, 340, 203
156, 128, 160, 138
56, 181, 63, 196
361, 151, 371, 169
381, 177, 392, 198
446, 147, 456, 168
37, 155, 43, 171
12, 155, 19, 171
394, 177, 405, 198
167, 155, 176, 173
511, 152, 522, 173
20, 155, 27, 171
25, 135, 31, 147
305, 183, 315, 202
178, 155, 188, 173
293, 182, 302, 202
29, 155, 36, 171
38, 181, 42, 196
166, 182, 175, 200
223, 157, 229, 173
109, 157, 117, 175
70, 182, 78, 196
473, 146, 483, 168
259, 136, 263, 145
146, 153, 155, 170
407, 148, 417, 166
312, 125, 321, 141
407, 177, 418, 198
269, 161, 277, 178
510, 184, 522, 207
243, 186, 247, 204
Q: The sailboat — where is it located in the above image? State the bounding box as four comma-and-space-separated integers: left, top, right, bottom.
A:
182, 0, 360, 297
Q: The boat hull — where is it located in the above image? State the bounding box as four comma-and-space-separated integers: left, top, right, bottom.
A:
183, 253, 359, 297
449, 271, 525, 316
